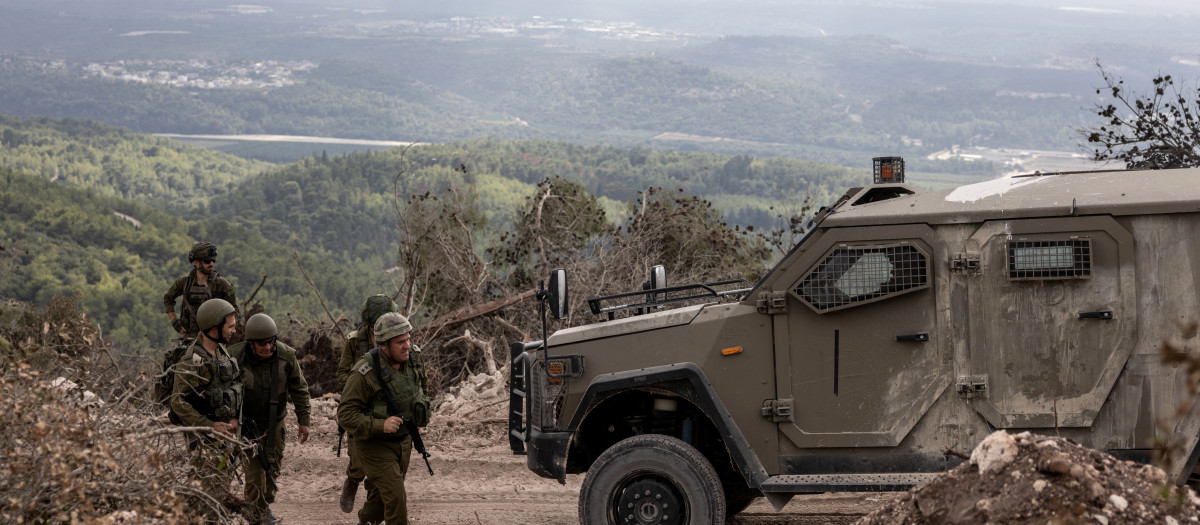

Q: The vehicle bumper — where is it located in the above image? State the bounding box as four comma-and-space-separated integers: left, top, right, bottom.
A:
526, 428, 571, 480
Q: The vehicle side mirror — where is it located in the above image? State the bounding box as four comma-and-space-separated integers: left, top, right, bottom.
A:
548, 268, 568, 320
649, 264, 667, 303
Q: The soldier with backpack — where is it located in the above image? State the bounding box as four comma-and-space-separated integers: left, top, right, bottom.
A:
228, 313, 311, 525
164, 242, 238, 338
337, 312, 432, 525
167, 298, 243, 510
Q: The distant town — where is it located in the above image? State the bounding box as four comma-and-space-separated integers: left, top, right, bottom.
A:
3, 13, 686, 92
2, 55, 317, 91
80, 59, 319, 91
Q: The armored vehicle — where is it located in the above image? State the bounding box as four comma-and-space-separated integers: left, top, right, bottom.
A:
509, 158, 1200, 524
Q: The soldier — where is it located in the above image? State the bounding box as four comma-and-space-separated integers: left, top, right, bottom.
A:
336, 294, 400, 513
337, 312, 432, 525
168, 298, 243, 508
228, 313, 312, 525
164, 242, 238, 338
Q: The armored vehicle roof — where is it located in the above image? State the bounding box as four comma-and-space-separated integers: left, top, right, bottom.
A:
824, 167, 1200, 228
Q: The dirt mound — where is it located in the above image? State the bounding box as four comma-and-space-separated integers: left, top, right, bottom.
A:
859, 431, 1200, 524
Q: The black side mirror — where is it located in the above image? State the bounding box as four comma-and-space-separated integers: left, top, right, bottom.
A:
548, 268, 568, 320
649, 264, 667, 303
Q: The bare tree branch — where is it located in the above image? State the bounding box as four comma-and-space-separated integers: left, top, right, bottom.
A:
290, 240, 347, 344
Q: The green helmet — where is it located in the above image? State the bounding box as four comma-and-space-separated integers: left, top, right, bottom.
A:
196, 298, 235, 331
189, 242, 218, 262
244, 313, 278, 340
373, 312, 412, 344
361, 294, 399, 329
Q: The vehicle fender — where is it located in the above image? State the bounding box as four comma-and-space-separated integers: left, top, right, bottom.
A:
568, 362, 770, 488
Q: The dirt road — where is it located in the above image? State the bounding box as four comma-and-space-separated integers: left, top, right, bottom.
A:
266, 404, 896, 525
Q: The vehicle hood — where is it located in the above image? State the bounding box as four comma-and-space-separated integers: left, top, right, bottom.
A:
546, 304, 705, 346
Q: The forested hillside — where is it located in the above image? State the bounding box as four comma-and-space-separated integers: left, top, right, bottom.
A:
0, 56, 1025, 175
0, 117, 876, 351
203, 137, 876, 264
0, 166, 396, 349
0, 62, 515, 143
0, 115, 273, 211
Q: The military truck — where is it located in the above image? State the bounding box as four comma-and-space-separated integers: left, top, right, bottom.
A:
509, 158, 1200, 524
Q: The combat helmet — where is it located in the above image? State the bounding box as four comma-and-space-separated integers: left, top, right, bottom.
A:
188, 242, 218, 262
196, 298, 235, 331
244, 313, 278, 341
361, 294, 399, 329
373, 312, 412, 343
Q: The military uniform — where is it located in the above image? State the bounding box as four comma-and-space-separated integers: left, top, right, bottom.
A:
169, 338, 243, 501
337, 329, 373, 484
163, 269, 238, 338
338, 331, 429, 482
228, 339, 311, 522
337, 348, 430, 525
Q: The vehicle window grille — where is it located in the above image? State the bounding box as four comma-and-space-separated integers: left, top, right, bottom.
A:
794, 243, 929, 313
1007, 239, 1091, 280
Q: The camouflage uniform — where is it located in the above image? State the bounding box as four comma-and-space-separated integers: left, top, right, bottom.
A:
163, 268, 238, 338
228, 339, 311, 523
169, 338, 243, 502
337, 314, 431, 525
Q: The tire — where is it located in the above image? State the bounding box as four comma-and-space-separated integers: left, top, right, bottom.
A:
578, 434, 726, 525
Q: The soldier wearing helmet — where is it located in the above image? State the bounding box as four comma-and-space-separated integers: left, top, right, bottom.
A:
164, 242, 239, 338
337, 312, 432, 525
228, 313, 312, 525
335, 295, 429, 513
168, 298, 243, 511
335, 294, 398, 512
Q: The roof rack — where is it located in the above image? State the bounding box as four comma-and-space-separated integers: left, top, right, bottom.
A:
587, 279, 753, 320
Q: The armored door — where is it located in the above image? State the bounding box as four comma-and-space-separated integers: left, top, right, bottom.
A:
959, 216, 1136, 428
773, 224, 949, 448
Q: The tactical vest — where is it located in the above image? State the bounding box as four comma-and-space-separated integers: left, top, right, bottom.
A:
180, 345, 243, 424
180, 272, 230, 336
235, 345, 291, 433
361, 349, 431, 428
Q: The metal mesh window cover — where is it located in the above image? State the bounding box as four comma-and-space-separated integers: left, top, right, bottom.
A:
793, 243, 930, 313
1007, 239, 1092, 280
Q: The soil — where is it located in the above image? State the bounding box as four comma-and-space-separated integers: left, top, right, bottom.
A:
859, 431, 1200, 524
261, 370, 1200, 524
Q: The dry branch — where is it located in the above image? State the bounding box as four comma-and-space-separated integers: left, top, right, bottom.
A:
415, 289, 535, 340
290, 241, 347, 344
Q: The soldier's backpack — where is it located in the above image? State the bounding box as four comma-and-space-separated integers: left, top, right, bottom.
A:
154, 338, 195, 418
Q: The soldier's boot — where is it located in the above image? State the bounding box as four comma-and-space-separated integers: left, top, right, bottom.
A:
339, 477, 361, 513
260, 507, 280, 525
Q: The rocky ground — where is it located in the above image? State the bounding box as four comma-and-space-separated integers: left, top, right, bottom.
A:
262, 369, 1200, 525
860, 431, 1200, 525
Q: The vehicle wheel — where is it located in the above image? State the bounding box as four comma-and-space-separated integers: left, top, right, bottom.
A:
578, 434, 726, 525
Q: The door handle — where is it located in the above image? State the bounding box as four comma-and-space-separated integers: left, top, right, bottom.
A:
895, 333, 929, 342
1078, 310, 1113, 320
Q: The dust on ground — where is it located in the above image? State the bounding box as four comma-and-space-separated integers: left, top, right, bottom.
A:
265, 369, 1200, 524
